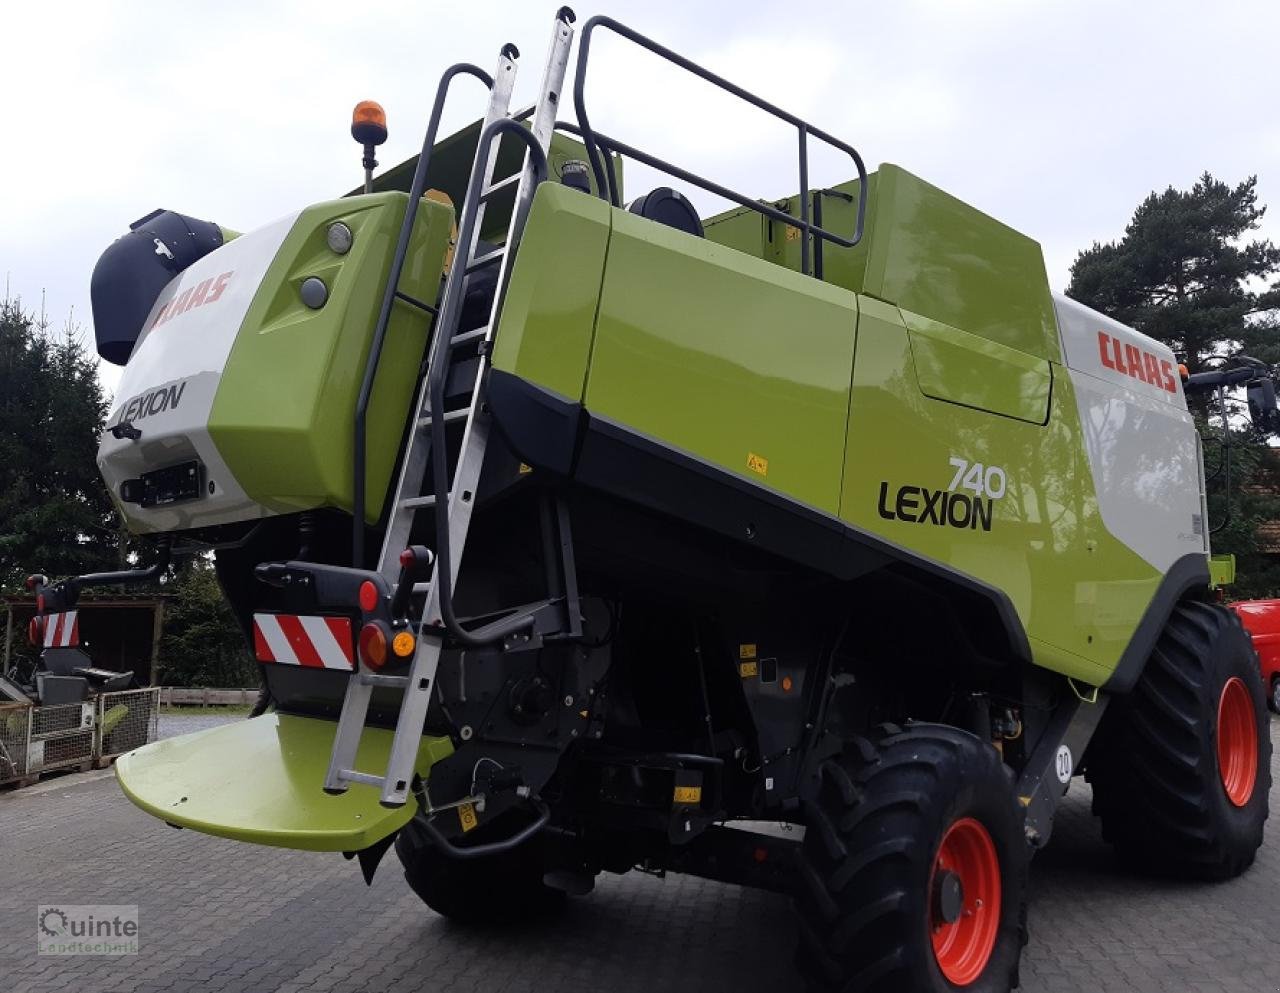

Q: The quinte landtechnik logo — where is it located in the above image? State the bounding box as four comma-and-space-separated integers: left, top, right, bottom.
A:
37, 905, 139, 956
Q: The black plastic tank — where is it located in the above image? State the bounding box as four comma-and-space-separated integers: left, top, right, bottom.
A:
627, 187, 703, 238
91, 209, 224, 364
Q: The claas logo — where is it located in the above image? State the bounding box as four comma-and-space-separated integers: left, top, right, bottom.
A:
149, 270, 234, 330
1097, 331, 1177, 394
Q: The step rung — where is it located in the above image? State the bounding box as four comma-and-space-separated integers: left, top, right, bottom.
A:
340, 769, 385, 788
401, 494, 440, 510
450, 326, 489, 350
359, 673, 409, 688
416, 408, 469, 431
466, 248, 505, 273
412, 582, 431, 594
481, 173, 522, 201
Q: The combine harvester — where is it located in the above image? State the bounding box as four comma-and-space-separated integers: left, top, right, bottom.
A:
29, 10, 1273, 991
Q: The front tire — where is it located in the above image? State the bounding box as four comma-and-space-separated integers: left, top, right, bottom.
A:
1269, 675, 1280, 715
1090, 601, 1271, 880
394, 816, 564, 925
796, 724, 1028, 993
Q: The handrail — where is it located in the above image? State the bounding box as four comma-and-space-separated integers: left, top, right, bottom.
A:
570, 15, 868, 276
351, 61, 501, 568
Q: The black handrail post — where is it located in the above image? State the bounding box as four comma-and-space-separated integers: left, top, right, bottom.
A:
351, 63, 496, 568
798, 124, 811, 276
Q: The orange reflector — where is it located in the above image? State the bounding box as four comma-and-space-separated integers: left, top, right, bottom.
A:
392, 631, 416, 658
782, 676, 793, 692
753, 847, 768, 863
358, 622, 388, 670
358, 580, 379, 613
1178, 363, 1189, 379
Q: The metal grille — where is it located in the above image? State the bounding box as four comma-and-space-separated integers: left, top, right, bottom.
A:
97, 688, 161, 760
0, 704, 32, 783
28, 701, 95, 774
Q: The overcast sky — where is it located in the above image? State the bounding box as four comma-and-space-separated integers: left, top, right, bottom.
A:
4, 0, 1279, 396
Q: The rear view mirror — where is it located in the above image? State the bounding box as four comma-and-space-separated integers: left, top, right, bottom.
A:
1247, 378, 1280, 433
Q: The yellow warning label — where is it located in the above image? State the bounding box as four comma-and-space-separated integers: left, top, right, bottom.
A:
739, 643, 757, 660
518, 463, 533, 475
785, 225, 801, 242
458, 802, 478, 833
739, 661, 759, 678
747, 452, 769, 476
673, 785, 702, 805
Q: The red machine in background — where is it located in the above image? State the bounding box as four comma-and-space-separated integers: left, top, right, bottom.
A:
1231, 600, 1280, 713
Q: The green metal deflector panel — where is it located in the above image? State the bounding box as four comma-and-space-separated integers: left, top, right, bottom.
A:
904, 310, 1052, 425
115, 714, 452, 852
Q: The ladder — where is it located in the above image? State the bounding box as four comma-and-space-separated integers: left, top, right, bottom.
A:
324, 10, 577, 807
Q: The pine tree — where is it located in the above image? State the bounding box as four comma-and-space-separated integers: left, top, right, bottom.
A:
1068, 172, 1280, 371
0, 300, 121, 586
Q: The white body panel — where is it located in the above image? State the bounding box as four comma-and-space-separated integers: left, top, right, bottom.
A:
1053, 294, 1207, 571
98, 212, 300, 532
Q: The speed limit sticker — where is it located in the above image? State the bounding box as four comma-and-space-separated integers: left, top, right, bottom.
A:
1054, 745, 1073, 784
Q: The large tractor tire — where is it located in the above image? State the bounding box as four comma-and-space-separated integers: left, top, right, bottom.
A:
796, 723, 1028, 993
394, 816, 565, 925
1090, 601, 1271, 880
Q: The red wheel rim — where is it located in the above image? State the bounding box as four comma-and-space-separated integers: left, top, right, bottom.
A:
1217, 676, 1258, 807
930, 817, 1001, 986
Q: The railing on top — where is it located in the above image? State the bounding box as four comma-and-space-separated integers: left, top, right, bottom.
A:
569, 14, 869, 276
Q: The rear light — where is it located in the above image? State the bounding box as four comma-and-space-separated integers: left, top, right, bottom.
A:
24, 574, 46, 591
358, 622, 389, 670
27, 617, 42, 646
358, 580, 379, 613
36, 594, 45, 613
399, 548, 416, 569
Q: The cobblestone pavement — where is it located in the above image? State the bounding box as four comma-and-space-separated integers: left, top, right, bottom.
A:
1, 715, 1277, 993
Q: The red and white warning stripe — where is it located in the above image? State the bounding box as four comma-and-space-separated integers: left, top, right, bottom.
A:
252, 613, 354, 671
42, 611, 79, 648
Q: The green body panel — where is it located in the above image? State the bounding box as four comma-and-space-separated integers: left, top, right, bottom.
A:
490, 184, 613, 401
704, 174, 876, 295
585, 206, 859, 514
840, 297, 1159, 684
862, 166, 1061, 362
495, 175, 1186, 685
1211, 554, 1237, 587
115, 713, 452, 851
209, 193, 452, 522
903, 310, 1051, 425
705, 166, 1059, 361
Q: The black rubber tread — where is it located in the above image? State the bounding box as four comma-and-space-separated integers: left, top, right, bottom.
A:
1089, 601, 1271, 881
796, 723, 1028, 993
1268, 674, 1280, 715
394, 817, 565, 925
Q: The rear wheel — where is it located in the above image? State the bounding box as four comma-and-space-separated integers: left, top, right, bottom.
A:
1090, 601, 1271, 880
796, 723, 1028, 993
394, 816, 564, 925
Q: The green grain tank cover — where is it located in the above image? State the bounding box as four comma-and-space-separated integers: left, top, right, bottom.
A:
705, 164, 1061, 363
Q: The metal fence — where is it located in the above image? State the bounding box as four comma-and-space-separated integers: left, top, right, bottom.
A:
97, 687, 161, 761
0, 687, 161, 785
